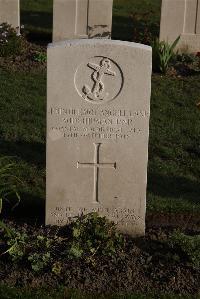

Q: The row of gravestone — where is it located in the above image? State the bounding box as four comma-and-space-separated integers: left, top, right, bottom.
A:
0, 0, 113, 41
0, 0, 200, 52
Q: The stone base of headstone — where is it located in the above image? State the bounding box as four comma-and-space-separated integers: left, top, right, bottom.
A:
177, 34, 200, 53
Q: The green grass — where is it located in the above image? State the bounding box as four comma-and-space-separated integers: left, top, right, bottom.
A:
0, 285, 199, 299
0, 69, 46, 219
148, 75, 200, 212
113, 0, 161, 41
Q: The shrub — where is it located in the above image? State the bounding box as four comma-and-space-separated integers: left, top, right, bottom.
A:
0, 213, 124, 273
0, 23, 24, 57
66, 212, 124, 260
151, 36, 180, 74
32, 51, 47, 63
28, 252, 51, 272
28, 235, 53, 272
169, 230, 200, 269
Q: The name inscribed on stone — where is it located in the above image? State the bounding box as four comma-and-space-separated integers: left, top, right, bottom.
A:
49, 108, 149, 141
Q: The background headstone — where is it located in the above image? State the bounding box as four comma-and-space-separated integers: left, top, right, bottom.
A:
53, 0, 113, 42
46, 39, 152, 236
160, 0, 200, 52
0, 0, 20, 30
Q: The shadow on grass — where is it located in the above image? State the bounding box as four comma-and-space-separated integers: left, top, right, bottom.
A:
21, 10, 52, 44
112, 15, 134, 41
25, 31, 52, 45
0, 139, 45, 168
21, 8, 159, 44
2, 193, 45, 224
148, 171, 200, 206
112, 14, 159, 43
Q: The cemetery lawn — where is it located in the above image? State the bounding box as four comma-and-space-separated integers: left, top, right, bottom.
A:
0, 68, 200, 224
148, 74, 200, 214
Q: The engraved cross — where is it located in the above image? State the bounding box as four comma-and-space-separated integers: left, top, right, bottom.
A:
77, 143, 116, 203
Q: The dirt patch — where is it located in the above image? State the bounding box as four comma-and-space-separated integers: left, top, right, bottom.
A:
0, 220, 199, 295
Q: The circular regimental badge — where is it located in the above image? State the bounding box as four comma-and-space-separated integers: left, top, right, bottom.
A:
74, 56, 123, 104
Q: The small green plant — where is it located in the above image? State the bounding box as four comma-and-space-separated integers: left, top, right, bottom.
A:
28, 252, 51, 272
169, 230, 200, 269
1, 227, 28, 262
0, 23, 24, 57
33, 51, 47, 63
36, 235, 53, 249
152, 36, 180, 74
28, 235, 53, 272
0, 227, 53, 272
66, 213, 124, 260
52, 261, 62, 275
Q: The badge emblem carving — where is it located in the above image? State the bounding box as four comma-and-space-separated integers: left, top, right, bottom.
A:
75, 56, 123, 104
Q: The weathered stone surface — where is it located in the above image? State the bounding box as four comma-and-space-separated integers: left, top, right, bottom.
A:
0, 0, 20, 30
53, 0, 113, 42
46, 39, 152, 236
160, 0, 200, 52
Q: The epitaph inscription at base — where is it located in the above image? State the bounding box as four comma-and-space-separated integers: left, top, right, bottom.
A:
46, 39, 152, 236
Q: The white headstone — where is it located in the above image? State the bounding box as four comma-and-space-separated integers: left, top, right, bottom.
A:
160, 0, 200, 52
46, 39, 152, 236
0, 0, 20, 30
53, 0, 113, 42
